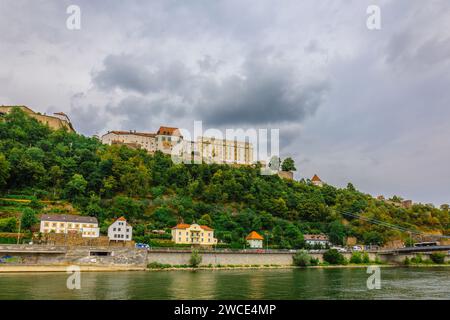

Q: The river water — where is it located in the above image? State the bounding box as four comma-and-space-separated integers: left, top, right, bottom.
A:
0, 267, 448, 299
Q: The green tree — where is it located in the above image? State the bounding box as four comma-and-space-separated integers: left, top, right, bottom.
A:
21, 208, 38, 230
323, 249, 345, 265
189, 249, 202, 268
363, 231, 385, 246
281, 157, 296, 172
430, 253, 445, 264
292, 250, 312, 267
49, 165, 63, 197
0, 217, 17, 232
0, 153, 10, 190
327, 220, 345, 245
65, 174, 88, 199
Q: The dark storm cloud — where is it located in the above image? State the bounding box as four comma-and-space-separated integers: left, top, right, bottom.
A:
197, 57, 330, 126
93, 51, 329, 126
92, 54, 193, 95
105, 95, 189, 131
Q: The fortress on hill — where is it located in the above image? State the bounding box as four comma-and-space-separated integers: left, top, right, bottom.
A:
0, 105, 75, 132
101, 127, 255, 165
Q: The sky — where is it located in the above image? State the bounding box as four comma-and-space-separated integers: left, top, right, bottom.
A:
1, 0, 449, 205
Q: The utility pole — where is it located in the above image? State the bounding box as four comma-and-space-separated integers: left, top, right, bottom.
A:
17, 215, 21, 245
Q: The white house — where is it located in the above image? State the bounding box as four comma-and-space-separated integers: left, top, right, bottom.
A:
304, 234, 330, 247
39, 214, 99, 238
246, 231, 264, 249
108, 217, 133, 241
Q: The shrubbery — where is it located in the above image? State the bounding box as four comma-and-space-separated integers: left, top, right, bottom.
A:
190, 249, 202, 268
147, 262, 172, 269
293, 250, 313, 267
350, 252, 371, 264
430, 253, 446, 264
323, 249, 346, 265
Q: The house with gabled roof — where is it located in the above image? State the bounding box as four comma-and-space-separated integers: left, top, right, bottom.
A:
171, 223, 217, 246
311, 174, 324, 187
246, 231, 264, 249
108, 217, 133, 242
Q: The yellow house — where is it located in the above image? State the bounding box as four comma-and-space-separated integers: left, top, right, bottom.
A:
171, 223, 218, 246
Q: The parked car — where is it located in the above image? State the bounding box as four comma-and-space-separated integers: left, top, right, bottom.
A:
135, 243, 150, 249
352, 245, 363, 251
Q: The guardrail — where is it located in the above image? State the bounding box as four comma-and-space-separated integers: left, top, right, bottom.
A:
0, 244, 68, 253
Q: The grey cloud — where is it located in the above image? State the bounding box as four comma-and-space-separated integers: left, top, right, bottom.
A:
105, 95, 189, 131
93, 50, 329, 127
93, 54, 193, 95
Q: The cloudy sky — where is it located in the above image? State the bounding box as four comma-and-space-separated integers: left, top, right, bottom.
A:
1, 0, 449, 205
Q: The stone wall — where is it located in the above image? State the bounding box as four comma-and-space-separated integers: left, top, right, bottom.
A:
34, 233, 134, 248
146, 251, 379, 266
0, 245, 147, 266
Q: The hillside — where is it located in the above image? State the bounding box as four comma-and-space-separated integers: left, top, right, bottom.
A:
0, 107, 449, 247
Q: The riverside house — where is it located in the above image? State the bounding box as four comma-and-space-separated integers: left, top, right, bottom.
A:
304, 234, 330, 247
108, 217, 133, 242
246, 231, 264, 249
171, 223, 218, 246
39, 214, 99, 238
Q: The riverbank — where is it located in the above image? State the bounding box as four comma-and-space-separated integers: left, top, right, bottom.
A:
1, 263, 449, 273
0, 265, 146, 273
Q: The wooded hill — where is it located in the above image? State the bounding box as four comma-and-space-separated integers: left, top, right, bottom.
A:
0, 107, 448, 247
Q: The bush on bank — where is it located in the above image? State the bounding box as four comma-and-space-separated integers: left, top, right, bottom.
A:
404, 253, 448, 265
323, 249, 346, 265
189, 249, 202, 268
293, 250, 313, 267
349, 252, 371, 264
430, 253, 446, 264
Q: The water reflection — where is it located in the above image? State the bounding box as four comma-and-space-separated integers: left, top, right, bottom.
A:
0, 267, 449, 300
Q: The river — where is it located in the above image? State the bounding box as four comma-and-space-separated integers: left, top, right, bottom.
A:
0, 267, 448, 299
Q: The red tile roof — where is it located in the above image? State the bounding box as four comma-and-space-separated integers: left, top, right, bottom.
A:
171, 223, 214, 231
157, 126, 181, 136
311, 174, 322, 182
172, 223, 191, 229
117, 217, 126, 221
304, 234, 329, 241
246, 231, 264, 240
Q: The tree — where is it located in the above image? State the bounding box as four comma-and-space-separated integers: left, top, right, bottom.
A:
49, 165, 63, 197
292, 250, 312, 267
281, 157, 296, 172
21, 208, 38, 230
0, 217, 17, 232
363, 231, 385, 246
0, 153, 10, 190
65, 174, 88, 199
189, 249, 202, 268
327, 220, 345, 245
430, 253, 445, 264
323, 249, 345, 265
